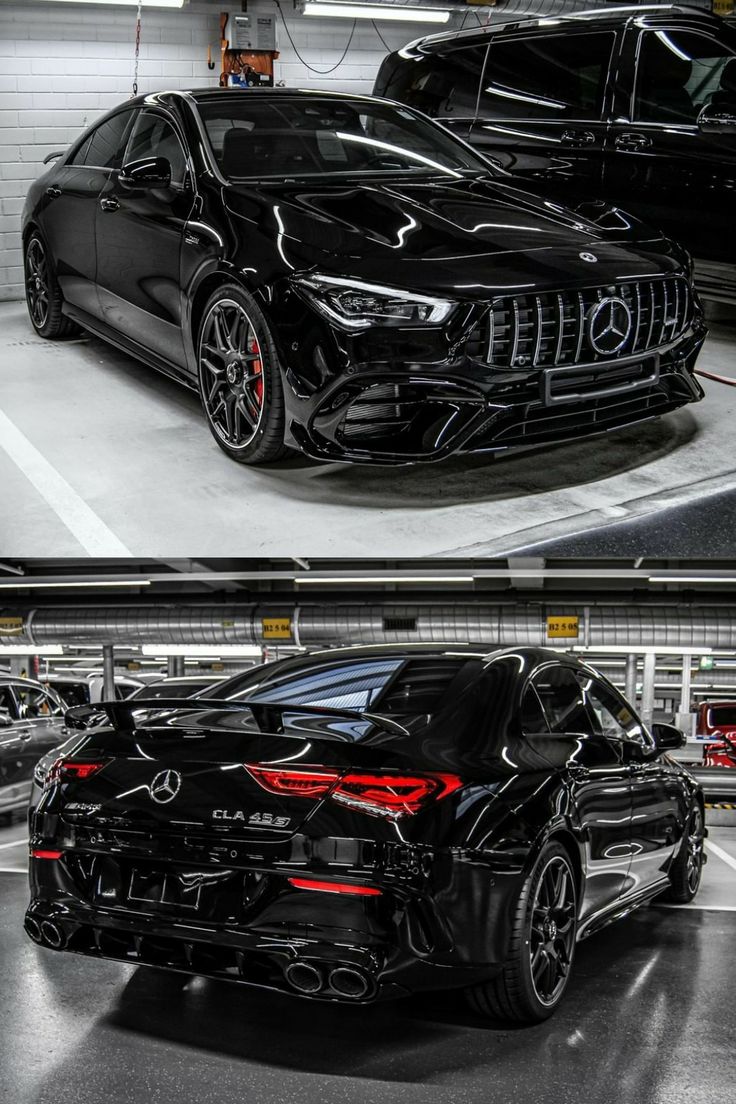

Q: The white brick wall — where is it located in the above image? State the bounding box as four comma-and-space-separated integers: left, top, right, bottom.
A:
0, 0, 412, 301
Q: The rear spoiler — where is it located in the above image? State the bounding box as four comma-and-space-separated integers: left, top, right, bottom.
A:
64, 697, 410, 738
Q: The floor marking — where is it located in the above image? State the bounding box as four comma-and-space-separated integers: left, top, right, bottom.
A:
0, 838, 27, 851
0, 867, 26, 873
0, 407, 131, 556
658, 904, 736, 912
704, 838, 736, 873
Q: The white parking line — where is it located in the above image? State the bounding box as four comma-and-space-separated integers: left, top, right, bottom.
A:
0, 838, 27, 851
705, 839, 736, 873
0, 867, 26, 873
0, 407, 131, 555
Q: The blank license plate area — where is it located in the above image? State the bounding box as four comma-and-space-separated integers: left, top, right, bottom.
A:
128, 867, 202, 911
543, 357, 659, 405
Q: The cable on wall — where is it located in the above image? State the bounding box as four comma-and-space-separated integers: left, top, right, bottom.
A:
273, 0, 358, 75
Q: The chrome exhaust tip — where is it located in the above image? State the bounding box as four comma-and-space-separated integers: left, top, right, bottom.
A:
284, 961, 324, 994
24, 915, 43, 945
329, 966, 370, 999
40, 920, 66, 949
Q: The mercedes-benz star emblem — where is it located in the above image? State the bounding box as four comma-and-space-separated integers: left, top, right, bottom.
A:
579, 252, 598, 263
150, 769, 182, 804
587, 296, 632, 356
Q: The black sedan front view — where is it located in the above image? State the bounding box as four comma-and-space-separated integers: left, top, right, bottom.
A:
25, 646, 704, 1024
23, 89, 706, 465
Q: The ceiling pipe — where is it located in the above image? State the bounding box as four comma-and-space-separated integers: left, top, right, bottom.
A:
3, 603, 736, 649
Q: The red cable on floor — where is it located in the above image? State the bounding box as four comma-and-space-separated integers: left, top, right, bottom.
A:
696, 368, 736, 387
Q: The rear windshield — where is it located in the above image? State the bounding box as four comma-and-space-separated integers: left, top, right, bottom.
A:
196, 96, 489, 181
710, 706, 736, 727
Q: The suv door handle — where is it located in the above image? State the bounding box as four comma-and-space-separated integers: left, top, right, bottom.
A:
561, 129, 596, 147
45, 186, 62, 198
615, 132, 652, 153
99, 197, 120, 212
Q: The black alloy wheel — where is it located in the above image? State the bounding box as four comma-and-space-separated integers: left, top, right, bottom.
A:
665, 803, 705, 903
24, 234, 77, 339
197, 284, 287, 464
466, 841, 578, 1023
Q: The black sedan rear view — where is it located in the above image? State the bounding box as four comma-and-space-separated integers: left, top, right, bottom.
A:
23, 89, 706, 466
26, 646, 704, 1023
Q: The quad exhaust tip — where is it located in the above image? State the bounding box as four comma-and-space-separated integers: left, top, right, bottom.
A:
329, 966, 370, 999
24, 916, 43, 945
284, 961, 324, 994
40, 920, 66, 949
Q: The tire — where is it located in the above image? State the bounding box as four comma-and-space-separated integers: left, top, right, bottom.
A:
466, 842, 578, 1024
663, 803, 705, 904
24, 231, 78, 339
196, 283, 288, 465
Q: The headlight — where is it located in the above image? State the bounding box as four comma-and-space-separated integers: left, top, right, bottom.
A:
294, 274, 455, 330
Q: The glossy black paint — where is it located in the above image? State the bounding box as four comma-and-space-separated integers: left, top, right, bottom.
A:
23, 87, 706, 465
376, 7, 736, 302
0, 678, 67, 815
26, 646, 702, 1007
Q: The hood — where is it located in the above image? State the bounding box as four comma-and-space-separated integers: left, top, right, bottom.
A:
224, 175, 686, 296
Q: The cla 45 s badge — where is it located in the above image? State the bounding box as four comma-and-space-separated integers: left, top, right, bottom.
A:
212, 809, 291, 828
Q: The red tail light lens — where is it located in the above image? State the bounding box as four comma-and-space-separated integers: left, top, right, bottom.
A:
246, 765, 339, 798
31, 850, 63, 860
45, 759, 106, 788
245, 763, 462, 819
288, 877, 381, 897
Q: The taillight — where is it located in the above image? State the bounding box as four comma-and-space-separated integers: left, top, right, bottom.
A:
245, 764, 462, 819
45, 759, 106, 788
288, 877, 382, 896
31, 849, 63, 860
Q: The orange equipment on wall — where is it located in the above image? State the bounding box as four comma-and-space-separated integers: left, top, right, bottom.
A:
220, 9, 279, 88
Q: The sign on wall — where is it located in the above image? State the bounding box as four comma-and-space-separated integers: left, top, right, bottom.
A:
262, 617, 292, 640
546, 615, 580, 639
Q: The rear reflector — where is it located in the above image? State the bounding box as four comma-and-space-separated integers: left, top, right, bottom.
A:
288, 877, 382, 897
31, 850, 63, 860
46, 759, 106, 788
246, 764, 462, 819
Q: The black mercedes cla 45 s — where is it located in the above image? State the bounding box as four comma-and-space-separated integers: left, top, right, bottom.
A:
22, 88, 706, 466
26, 645, 705, 1023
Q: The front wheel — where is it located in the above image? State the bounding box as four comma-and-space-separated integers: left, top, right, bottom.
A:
466, 842, 578, 1023
663, 803, 705, 904
196, 284, 288, 465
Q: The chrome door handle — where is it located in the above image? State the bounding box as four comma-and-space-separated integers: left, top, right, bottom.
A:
561, 129, 596, 147
615, 132, 652, 152
45, 186, 62, 198
99, 197, 120, 212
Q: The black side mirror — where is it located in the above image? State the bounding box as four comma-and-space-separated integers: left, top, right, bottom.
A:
650, 722, 686, 753
697, 102, 736, 134
119, 156, 172, 190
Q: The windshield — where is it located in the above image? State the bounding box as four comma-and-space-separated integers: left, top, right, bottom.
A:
196, 96, 491, 182
711, 706, 736, 728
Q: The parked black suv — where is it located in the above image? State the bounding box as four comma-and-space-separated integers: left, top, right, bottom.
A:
376, 5, 736, 302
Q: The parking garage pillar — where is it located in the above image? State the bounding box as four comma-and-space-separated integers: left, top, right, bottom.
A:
167, 656, 177, 678
641, 652, 656, 727
624, 654, 637, 709
102, 644, 115, 702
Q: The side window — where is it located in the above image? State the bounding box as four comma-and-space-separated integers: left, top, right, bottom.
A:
382, 43, 488, 118
520, 684, 550, 733
13, 685, 58, 719
478, 32, 615, 120
634, 30, 736, 124
69, 110, 135, 169
531, 666, 593, 734
124, 112, 187, 186
581, 676, 647, 746
0, 686, 16, 721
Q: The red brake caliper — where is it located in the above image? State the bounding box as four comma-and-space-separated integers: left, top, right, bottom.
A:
248, 333, 263, 407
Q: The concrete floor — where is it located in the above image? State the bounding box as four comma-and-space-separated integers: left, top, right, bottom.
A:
1, 300, 736, 557
1, 815, 735, 1104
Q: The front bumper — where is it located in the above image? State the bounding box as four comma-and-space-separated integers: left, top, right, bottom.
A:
276, 285, 707, 465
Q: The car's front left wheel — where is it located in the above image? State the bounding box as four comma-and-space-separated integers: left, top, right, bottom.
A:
196, 284, 288, 465
24, 232, 77, 339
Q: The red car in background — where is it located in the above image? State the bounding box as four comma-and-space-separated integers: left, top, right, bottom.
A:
698, 702, 736, 767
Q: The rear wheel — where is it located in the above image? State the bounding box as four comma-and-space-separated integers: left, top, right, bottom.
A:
24, 232, 77, 339
196, 284, 288, 465
466, 842, 577, 1023
664, 803, 705, 903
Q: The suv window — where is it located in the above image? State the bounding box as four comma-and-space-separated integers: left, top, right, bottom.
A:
12, 684, 61, 719
478, 31, 615, 120
634, 29, 736, 124
69, 110, 135, 170
124, 112, 187, 186
381, 43, 489, 118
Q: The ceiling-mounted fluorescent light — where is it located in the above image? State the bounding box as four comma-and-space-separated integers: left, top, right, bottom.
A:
17, 0, 185, 7
141, 645, 262, 657
647, 575, 736, 584
574, 645, 713, 656
303, 2, 450, 24
295, 575, 469, 584
0, 644, 63, 655
0, 579, 151, 589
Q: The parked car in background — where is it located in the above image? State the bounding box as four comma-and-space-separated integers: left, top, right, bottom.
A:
24, 87, 705, 465
697, 699, 736, 767
45, 673, 143, 706
27, 645, 704, 1023
128, 675, 227, 700
0, 676, 67, 817
376, 6, 736, 302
